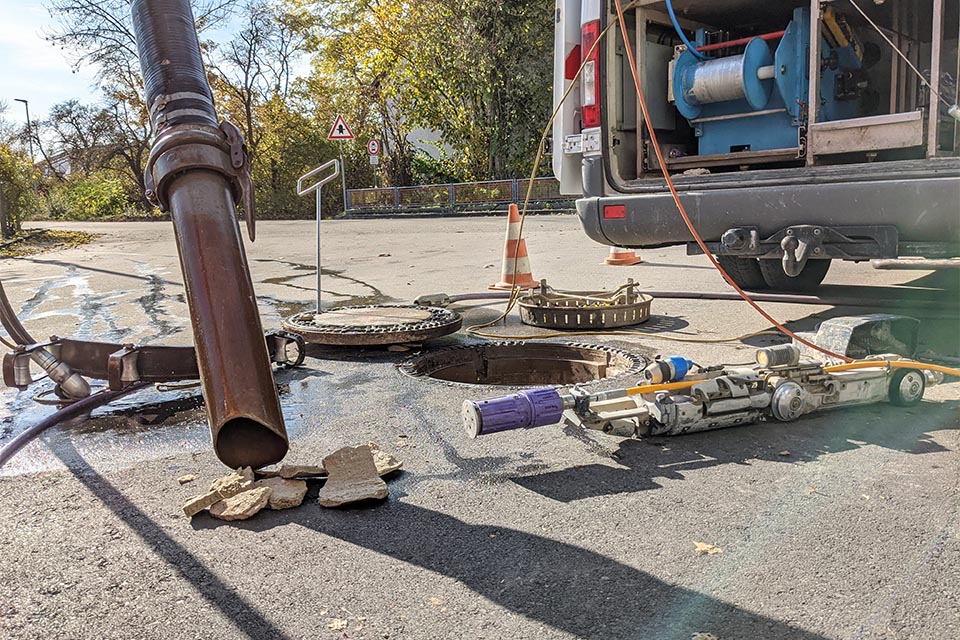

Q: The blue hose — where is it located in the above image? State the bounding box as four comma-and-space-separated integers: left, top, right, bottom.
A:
665, 0, 709, 60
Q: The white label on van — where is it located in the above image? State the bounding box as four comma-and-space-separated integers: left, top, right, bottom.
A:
582, 130, 602, 156
563, 134, 583, 154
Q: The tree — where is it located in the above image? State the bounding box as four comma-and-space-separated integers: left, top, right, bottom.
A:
42, 0, 239, 204
297, 0, 554, 182
209, 1, 307, 154
0, 103, 38, 237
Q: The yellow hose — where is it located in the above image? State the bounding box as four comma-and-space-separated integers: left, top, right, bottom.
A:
823, 360, 960, 377
467, 327, 780, 344
625, 380, 697, 396
621, 359, 959, 398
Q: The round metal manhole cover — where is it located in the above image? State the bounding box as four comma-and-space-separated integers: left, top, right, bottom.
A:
399, 342, 647, 388
281, 305, 462, 346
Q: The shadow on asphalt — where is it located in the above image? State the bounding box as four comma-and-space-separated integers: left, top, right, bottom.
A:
44, 439, 830, 638
512, 399, 960, 502
46, 438, 295, 640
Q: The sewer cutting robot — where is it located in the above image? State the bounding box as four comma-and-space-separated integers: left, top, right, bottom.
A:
463, 345, 941, 439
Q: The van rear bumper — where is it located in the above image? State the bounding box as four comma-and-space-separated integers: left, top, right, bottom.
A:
577, 158, 960, 257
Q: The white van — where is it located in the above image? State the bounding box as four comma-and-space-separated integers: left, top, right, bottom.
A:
554, 0, 960, 290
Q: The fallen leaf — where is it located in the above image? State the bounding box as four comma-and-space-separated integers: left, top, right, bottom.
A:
777, 450, 791, 457
694, 542, 723, 555
177, 474, 196, 485
327, 618, 348, 631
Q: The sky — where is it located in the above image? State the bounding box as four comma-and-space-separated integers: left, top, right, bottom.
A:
0, 1, 100, 124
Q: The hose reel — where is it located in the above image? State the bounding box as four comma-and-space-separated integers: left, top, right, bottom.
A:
674, 37, 776, 120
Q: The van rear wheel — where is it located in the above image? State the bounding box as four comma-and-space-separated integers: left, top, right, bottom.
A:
715, 256, 767, 290
758, 258, 831, 292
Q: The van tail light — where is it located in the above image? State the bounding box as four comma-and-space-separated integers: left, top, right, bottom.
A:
581, 19, 601, 129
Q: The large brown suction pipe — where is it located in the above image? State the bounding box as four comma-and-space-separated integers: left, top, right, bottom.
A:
131, 0, 287, 469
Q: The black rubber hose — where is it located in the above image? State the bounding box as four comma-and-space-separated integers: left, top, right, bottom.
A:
0, 382, 150, 469
0, 277, 34, 345
131, 0, 218, 129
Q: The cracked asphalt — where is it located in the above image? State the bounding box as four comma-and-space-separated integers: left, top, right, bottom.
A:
1, 217, 958, 639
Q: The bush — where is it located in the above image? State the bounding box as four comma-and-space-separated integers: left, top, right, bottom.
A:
0, 144, 39, 237
410, 151, 469, 185
56, 173, 132, 220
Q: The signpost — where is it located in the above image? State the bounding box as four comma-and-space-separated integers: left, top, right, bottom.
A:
367, 139, 381, 187
327, 114, 354, 212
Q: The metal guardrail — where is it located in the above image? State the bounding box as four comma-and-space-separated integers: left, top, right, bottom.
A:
346, 177, 576, 216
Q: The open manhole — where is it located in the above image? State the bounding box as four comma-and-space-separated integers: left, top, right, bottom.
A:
399, 342, 646, 387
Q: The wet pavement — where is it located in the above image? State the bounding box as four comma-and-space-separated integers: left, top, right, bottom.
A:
1, 217, 958, 639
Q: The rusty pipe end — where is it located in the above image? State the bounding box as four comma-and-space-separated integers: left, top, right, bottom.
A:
214, 416, 288, 470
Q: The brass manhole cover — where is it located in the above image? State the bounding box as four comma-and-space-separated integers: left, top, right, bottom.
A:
282, 305, 462, 346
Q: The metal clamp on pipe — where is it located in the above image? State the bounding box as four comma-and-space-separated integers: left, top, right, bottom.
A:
144, 119, 256, 242
132, 0, 287, 470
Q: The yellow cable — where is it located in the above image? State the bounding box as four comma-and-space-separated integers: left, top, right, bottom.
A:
620, 360, 960, 400
824, 360, 960, 378
625, 380, 697, 395
469, 327, 780, 344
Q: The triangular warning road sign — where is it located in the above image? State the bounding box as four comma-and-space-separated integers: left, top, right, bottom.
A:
327, 114, 355, 140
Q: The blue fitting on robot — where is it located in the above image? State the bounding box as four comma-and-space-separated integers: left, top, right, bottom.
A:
643, 356, 695, 384
666, 356, 693, 381
462, 388, 565, 438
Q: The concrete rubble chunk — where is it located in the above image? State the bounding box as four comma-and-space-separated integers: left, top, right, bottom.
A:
210, 467, 255, 494
317, 445, 388, 508
183, 467, 256, 518
183, 492, 222, 518
369, 443, 403, 476
177, 474, 196, 485
255, 477, 308, 510
209, 486, 272, 521
278, 464, 326, 479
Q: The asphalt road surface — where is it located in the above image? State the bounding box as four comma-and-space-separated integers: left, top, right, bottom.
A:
1, 217, 958, 640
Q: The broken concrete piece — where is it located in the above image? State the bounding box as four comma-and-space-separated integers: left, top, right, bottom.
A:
279, 464, 326, 479
177, 474, 196, 485
255, 477, 308, 510
183, 468, 256, 517
210, 467, 254, 494
317, 445, 388, 508
209, 486, 272, 521
369, 445, 403, 476
183, 492, 223, 518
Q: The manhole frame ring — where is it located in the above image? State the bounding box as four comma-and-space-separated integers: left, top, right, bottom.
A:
282, 304, 463, 346
397, 340, 649, 390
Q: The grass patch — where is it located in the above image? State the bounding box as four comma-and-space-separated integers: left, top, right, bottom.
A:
0, 229, 99, 258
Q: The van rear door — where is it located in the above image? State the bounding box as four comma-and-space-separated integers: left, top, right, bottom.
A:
552, 0, 583, 195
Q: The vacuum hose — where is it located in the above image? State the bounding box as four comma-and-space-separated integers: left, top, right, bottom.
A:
131, 0, 287, 469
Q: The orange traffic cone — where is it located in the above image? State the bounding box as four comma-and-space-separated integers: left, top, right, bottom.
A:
604, 246, 643, 266
490, 204, 539, 290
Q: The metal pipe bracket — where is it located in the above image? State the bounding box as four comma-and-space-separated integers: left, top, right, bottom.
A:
143, 120, 257, 241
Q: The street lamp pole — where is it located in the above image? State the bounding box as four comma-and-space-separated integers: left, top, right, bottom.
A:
13, 99, 34, 162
